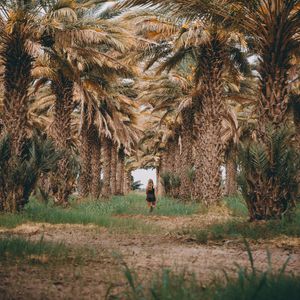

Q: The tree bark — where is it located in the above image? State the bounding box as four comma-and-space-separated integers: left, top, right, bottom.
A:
294, 101, 300, 148
179, 109, 194, 200
102, 137, 112, 197
123, 170, 131, 195
116, 146, 125, 195
110, 145, 117, 195
157, 154, 166, 196
2, 25, 32, 156
0, 25, 33, 212
256, 4, 293, 131
78, 104, 92, 197
90, 127, 101, 199
50, 73, 75, 205
225, 152, 238, 197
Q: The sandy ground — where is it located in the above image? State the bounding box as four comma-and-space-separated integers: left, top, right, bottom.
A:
0, 216, 299, 300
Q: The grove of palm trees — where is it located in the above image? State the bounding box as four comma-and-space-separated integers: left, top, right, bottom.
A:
0, 0, 299, 299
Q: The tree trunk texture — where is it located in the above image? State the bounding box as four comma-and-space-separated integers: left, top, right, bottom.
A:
102, 137, 112, 197
196, 100, 224, 205
123, 170, 131, 195
50, 74, 75, 205
179, 109, 194, 200
2, 26, 32, 156
90, 127, 101, 199
257, 8, 292, 131
157, 154, 166, 196
194, 49, 225, 205
225, 154, 238, 197
110, 145, 117, 195
171, 137, 181, 198
294, 101, 300, 149
0, 26, 33, 212
116, 147, 125, 195
78, 105, 93, 197
293, 100, 300, 198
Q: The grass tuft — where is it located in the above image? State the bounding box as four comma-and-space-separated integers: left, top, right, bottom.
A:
111, 244, 300, 300
179, 208, 300, 243
0, 236, 68, 263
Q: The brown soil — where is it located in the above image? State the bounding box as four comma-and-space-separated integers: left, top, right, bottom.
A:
0, 217, 299, 300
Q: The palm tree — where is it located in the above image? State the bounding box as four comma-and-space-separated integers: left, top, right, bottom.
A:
125, 0, 300, 129
137, 19, 249, 203
0, 1, 41, 155
0, 1, 49, 211
33, 1, 136, 202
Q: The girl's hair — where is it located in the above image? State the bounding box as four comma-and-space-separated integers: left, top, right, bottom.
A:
146, 179, 154, 192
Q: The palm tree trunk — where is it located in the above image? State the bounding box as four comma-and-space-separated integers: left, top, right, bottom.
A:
116, 146, 125, 195
110, 145, 117, 195
295, 102, 300, 149
293, 100, 300, 197
157, 154, 166, 196
123, 170, 131, 195
2, 26, 33, 156
172, 137, 181, 198
90, 128, 101, 199
195, 73, 225, 205
102, 137, 112, 197
193, 125, 203, 202
78, 105, 92, 197
179, 109, 194, 200
225, 153, 238, 197
50, 74, 75, 205
0, 25, 33, 212
257, 12, 292, 131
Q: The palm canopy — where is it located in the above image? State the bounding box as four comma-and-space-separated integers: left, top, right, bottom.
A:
121, 0, 300, 126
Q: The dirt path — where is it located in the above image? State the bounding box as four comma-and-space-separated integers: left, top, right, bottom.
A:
1, 217, 300, 299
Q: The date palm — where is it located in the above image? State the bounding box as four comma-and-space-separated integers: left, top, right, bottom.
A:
137, 71, 194, 199
0, 1, 47, 211
34, 0, 135, 202
124, 0, 300, 128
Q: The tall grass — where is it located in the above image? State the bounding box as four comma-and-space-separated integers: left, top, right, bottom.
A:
0, 193, 199, 230
0, 236, 68, 263
179, 207, 300, 243
111, 243, 300, 300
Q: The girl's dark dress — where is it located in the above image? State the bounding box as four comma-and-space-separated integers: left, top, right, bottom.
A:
146, 188, 156, 202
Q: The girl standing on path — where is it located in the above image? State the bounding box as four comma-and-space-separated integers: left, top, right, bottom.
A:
146, 179, 156, 212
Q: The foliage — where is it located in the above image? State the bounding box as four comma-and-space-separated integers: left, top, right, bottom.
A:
161, 171, 181, 196
224, 195, 248, 217
0, 133, 63, 212
238, 126, 300, 220
186, 166, 195, 183
111, 243, 300, 300
131, 180, 143, 190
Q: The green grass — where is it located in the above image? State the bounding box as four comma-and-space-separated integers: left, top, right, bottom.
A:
179, 208, 300, 243
0, 236, 68, 263
0, 193, 199, 232
223, 195, 248, 217
112, 244, 300, 300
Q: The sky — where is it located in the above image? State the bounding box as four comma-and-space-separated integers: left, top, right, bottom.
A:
132, 168, 157, 188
